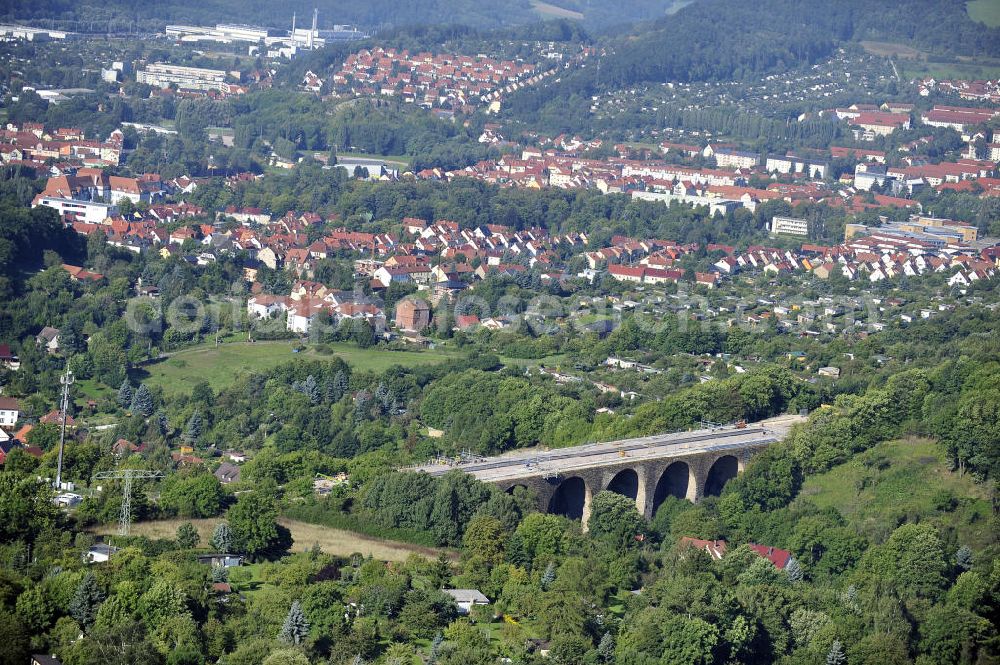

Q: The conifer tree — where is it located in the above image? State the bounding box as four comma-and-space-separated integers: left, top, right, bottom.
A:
302, 375, 320, 404
333, 370, 348, 400
374, 382, 394, 414
278, 600, 310, 645
117, 379, 133, 408
597, 632, 615, 662
428, 633, 444, 664
541, 561, 556, 589
130, 383, 154, 417
827, 640, 846, 665
176, 522, 200, 549
155, 410, 169, 435
211, 521, 233, 552
68, 572, 104, 631
210, 562, 229, 583
785, 557, 803, 582
354, 391, 371, 422
183, 411, 203, 444
956, 545, 973, 571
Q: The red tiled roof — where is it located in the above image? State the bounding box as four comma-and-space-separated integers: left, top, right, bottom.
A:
679, 537, 728, 559
748, 543, 792, 569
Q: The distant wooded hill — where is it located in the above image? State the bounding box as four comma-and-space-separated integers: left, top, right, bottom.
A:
503, 0, 1000, 130
0, 0, 699, 31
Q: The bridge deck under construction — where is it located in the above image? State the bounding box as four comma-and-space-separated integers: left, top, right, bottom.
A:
415, 423, 782, 483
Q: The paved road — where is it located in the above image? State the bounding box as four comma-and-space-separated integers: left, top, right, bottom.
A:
415, 414, 805, 483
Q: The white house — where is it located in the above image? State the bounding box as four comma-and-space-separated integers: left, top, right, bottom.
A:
948, 270, 972, 287
854, 165, 893, 192
373, 265, 415, 288
286, 302, 331, 334
36, 326, 60, 353
0, 397, 19, 428
247, 295, 289, 319
443, 589, 490, 615
0, 344, 19, 371
86, 544, 119, 563
712, 147, 760, 169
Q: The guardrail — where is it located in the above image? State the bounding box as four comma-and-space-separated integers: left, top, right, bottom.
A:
419, 426, 776, 478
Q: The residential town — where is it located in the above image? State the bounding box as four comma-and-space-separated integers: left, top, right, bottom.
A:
0, 2, 998, 665
329, 47, 542, 113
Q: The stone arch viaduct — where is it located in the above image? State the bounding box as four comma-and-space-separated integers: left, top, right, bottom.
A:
416, 421, 797, 526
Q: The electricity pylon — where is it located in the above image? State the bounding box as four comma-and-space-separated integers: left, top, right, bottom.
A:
54, 368, 74, 489
93, 469, 163, 537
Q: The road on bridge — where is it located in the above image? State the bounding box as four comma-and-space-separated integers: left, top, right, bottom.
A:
415, 414, 805, 484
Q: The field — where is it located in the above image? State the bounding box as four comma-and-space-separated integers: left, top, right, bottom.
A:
93, 517, 445, 561
900, 59, 1000, 81
133, 340, 462, 396
968, 0, 1000, 27
860, 38, 1000, 80
860, 40, 922, 59
531, 0, 584, 20
795, 437, 995, 549
334, 151, 411, 169
72, 378, 112, 405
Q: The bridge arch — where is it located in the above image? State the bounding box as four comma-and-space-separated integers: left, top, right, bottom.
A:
606, 468, 639, 501
504, 483, 528, 495
548, 476, 590, 521
652, 461, 692, 512
704, 455, 739, 496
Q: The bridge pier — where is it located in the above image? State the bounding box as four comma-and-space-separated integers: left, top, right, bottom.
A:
581, 481, 594, 532
634, 467, 650, 519
738, 448, 752, 472
689, 460, 708, 503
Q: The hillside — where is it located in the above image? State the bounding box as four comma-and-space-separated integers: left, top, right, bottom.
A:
0, 0, 698, 32
503, 0, 1000, 131
795, 437, 996, 550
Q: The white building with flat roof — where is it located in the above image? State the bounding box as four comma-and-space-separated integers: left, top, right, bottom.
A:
631, 190, 742, 217
34, 196, 117, 224
0, 24, 76, 41
770, 215, 809, 237
166, 23, 272, 43
138, 63, 227, 92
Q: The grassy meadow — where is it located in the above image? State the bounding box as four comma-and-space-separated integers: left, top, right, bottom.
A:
968, 0, 1000, 27
795, 437, 995, 549
133, 340, 462, 396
